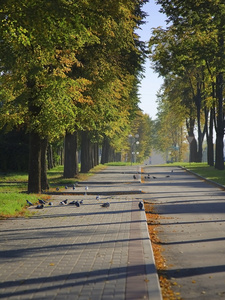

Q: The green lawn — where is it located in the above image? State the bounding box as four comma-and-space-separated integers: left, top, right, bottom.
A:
0, 164, 106, 218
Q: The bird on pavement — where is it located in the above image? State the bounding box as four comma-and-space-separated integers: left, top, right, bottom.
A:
68, 200, 76, 205
152, 176, 157, 179
26, 200, 33, 206
38, 199, 46, 205
65, 186, 68, 189
79, 200, 83, 205
74, 201, 80, 207
68, 200, 80, 207
133, 175, 137, 179
73, 184, 76, 190
138, 201, 143, 210
48, 202, 53, 206
96, 195, 100, 200
56, 187, 59, 191
60, 199, 68, 205
101, 202, 110, 208
36, 204, 44, 209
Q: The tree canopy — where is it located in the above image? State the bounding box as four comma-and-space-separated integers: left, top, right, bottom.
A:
0, 0, 150, 192
149, 0, 225, 168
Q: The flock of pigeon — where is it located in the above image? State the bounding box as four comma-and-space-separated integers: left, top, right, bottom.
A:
26, 193, 112, 210
26, 178, 145, 211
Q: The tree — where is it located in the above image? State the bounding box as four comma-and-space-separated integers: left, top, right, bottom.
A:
152, 80, 188, 162
0, 0, 99, 192
156, 0, 225, 169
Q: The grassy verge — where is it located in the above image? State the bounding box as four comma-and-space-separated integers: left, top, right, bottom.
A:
0, 164, 107, 218
0, 193, 40, 219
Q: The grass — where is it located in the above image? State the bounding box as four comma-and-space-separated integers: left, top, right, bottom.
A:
0, 193, 40, 219
0, 164, 107, 218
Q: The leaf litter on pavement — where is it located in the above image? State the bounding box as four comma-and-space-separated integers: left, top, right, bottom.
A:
144, 201, 183, 300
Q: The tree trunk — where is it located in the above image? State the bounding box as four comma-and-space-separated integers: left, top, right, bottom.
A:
63, 132, 79, 178
28, 132, 41, 193
41, 138, 49, 191
93, 143, 99, 166
195, 83, 203, 162
47, 144, 54, 169
215, 73, 224, 170
101, 135, 110, 164
80, 131, 92, 173
186, 118, 198, 162
207, 107, 214, 166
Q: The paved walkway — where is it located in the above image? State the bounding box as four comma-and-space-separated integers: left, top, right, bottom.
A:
0, 166, 162, 300
142, 166, 225, 300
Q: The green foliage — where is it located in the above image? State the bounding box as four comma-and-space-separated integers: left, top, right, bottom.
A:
0, 0, 147, 141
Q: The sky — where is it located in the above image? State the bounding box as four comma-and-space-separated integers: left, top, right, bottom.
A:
136, 1, 167, 120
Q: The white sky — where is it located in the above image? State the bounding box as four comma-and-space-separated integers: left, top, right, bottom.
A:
137, 1, 167, 120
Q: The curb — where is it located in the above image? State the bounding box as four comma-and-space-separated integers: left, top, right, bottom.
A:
141, 208, 163, 300
181, 167, 225, 191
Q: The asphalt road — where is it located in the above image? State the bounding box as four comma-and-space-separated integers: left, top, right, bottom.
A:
141, 166, 225, 300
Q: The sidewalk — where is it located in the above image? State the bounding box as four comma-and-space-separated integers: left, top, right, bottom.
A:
142, 165, 225, 300
0, 166, 162, 300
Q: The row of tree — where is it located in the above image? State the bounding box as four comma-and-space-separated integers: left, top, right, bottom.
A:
0, 0, 153, 192
149, 0, 225, 169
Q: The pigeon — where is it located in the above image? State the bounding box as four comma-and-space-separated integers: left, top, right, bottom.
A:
133, 175, 137, 179
68, 200, 80, 207
152, 176, 157, 179
101, 202, 110, 208
68, 200, 76, 205
38, 199, 46, 205
85, 186, 88, 195
65, 186, 68, 189
79, 200, 84, 205
138, 201, 143, 210
26, 200, 33, 206
96, 195, 100, 200
36, 204, 44, 209
166, 175, 170, 178
73, 185, 76, 190
48, 202, 53, 206
74, 201, 80, 207
60, 199, 68, 205
56, 187, 59, 191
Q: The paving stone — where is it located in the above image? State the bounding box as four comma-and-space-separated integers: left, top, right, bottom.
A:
0, 166, 162, 300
